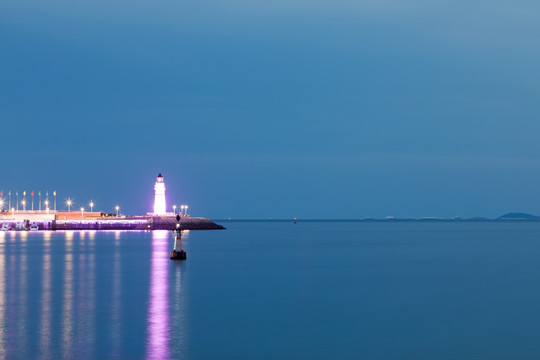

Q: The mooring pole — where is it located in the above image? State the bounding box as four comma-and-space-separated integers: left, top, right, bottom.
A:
170, 214, 187, 260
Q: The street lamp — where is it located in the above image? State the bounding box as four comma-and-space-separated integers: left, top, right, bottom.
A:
66, 199, 73, 211
173, 205, 177, 214
89, 201, 95, 212
21, 200, 26, 212
185, 205, 188, 216
115, 205, 120, 217
81, 207, 84, 219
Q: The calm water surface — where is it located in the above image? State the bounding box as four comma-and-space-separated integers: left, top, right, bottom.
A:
1, 221, 540, 359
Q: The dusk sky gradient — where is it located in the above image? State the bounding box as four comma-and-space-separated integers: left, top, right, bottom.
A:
2, 0, 540, 219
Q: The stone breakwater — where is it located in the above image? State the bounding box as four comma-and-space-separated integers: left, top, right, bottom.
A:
0, 216, 225, 231
145, 217, 226, 230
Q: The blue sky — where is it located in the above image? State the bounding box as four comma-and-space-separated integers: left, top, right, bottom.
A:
1, 0, 540, 218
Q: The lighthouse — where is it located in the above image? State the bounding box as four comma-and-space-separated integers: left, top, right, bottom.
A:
153, 173, 167, 215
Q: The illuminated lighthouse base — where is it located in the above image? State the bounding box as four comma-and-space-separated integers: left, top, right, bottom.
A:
153, 173, 167, 215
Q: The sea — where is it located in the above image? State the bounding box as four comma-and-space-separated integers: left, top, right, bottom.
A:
1, 220, 540, 359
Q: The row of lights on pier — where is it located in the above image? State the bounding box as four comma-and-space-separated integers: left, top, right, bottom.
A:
0, 193, 189, 217
66, 199, 122, 216
172, 204, 189, 215
0, 190, 58, 212
0, 195, 107, 215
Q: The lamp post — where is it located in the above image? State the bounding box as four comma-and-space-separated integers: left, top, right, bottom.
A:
21, 200, 26, 212
31, 191, 34, 212
38, 191, 41, 212
81, 207, 84, 219
185, 205, 188, 216
66, 199, 72, 212
89, 201, 94, 213
44, 200, 49, 213
16, 192, 18, 212
115, 206, 120, 217
173, 205, 177, 214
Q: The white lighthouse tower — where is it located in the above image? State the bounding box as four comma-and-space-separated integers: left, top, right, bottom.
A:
153, 173, 167, 215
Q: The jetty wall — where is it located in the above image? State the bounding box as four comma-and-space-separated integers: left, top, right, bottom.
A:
0, 216, 225, 231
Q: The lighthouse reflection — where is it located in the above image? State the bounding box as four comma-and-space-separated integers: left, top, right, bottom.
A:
146, 230, 171, 359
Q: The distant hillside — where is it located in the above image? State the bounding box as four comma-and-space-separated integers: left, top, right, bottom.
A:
497, 212, 540, 220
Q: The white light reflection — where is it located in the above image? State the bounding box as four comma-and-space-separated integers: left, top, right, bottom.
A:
43, 231, 52, 242
171, 259, 187, 358
146, 230, 170, 359
39, 233, 52, 358
87, 231, 96, 353
62, 232, 74, 359
76, 232, 87, 353
17, 238, 28, 355
111, 231, 122, 357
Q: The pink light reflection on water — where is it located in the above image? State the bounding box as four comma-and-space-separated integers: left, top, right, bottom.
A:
146, 230, 171, 360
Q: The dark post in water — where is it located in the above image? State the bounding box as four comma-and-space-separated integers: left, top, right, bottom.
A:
170, 214, 187, 260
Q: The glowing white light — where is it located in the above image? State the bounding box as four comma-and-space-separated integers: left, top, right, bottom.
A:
153, 174, 166, 215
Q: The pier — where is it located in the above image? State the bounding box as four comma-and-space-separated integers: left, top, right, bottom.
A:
0, 174, 225, 232
0, 215, 224, 231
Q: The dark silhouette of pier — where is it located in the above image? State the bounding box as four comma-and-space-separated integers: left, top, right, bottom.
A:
0, 216, 225, 231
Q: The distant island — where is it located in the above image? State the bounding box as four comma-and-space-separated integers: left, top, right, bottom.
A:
223, 213, 540, 221
364, 212, 540, 221
496, 212, 540, 220
365, 212, 540, 221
